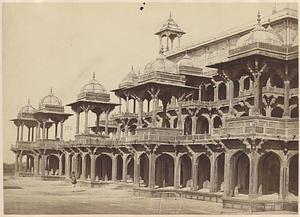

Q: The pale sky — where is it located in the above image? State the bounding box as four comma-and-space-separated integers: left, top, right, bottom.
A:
3, 2, 297, 163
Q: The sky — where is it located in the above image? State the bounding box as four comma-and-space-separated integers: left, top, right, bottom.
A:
2, 1, 297, 163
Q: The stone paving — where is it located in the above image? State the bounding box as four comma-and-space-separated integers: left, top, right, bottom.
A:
3, 176, 297, 215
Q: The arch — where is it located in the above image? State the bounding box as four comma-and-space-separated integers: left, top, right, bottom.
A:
271, 107, 284, 118
244, 77, 251, 90
230, 151, 250, 195
47, 155, 59, 176
127, 156, 134, 182
184, 116, 192, 135
213, 116, 222, 128
197, 154, 210, 190
116, 155, 123, 181
218, 83, 227, 100
196, 116, 209, 134
288, 154, 298, 196
206, 85, 214, 101
258, 152, 281, 196
216, 153, 225, 191
233, 80, 240, 98
139, 153, 149, 187
180, 154, 192, 188
96, 154, 112, 181
291, 107, 298, 118
155, 154, 174, 188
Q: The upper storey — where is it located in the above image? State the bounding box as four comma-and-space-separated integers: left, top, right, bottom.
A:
165, 5, 298, 76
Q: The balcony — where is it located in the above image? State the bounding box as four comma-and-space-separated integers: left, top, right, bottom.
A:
12, 139, 69, 150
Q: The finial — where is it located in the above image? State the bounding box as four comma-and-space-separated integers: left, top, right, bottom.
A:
169, 11, 172, 18
50, 87, 53, 94
27, 99, 30, 105
257, 11, 261, 23
272, 2, 277, 14
131, 66, 134, 71
93, 72, 95, 79
138, 69, 141, 76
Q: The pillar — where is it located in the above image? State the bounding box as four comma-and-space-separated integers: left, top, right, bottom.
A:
41, 155, 46, 175
15, 153, 19, 175
27, 126, 30, 141
84, 109, 89, 134
105, 111, 109, 136
31, 127, 34, 141
76, 112, 80, 134
191, 116, 197, 135
223, 151, 233, 197
42, 121, 46, 140
81, 155, 86, 180
228, 80, 234, 113
111, 155, 117, 182
177, 101, 183, 130
191, 154, 198, 191
214, 85, 219, 102
65, 153, 70, 178
209, 153, 218, 192
198, 85, 202, 101
174, 154, 180, 189
34, 155, 39, 175
124, 124, 129, 136
148, 152, 156, 189
16, 126, 20, 141
46, 127, 49, 139
125, 95, 129, 113
133, 99, 136, 113
72, 154, 77, 174
36, 122, 40, 140
91, 154, 96, 182
96, 113, 100, 134
138, 100, 143, 128
20, 123, 24, 141
280, 159, 288, 200
283, 80, 290, 117
59, 155, 63, 176
249, 151, 259, 198
60, 121, 64, 140
152, 97, 157, 127
122, 154, 128, 182
118, 97, 122, 113
19, 154, 23, 172
26, 155, 29, 172
134, 154, 140, 185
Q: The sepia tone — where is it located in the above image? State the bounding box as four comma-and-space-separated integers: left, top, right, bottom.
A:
3, 2, 299, 215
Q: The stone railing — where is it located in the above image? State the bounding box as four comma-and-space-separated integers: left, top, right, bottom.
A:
229, 42, 287, 56
12, 139, 68, 149
262, 86, 284, 96
290, 88, 298, 97
138, 71, 186, 85
111, 112, 138, 119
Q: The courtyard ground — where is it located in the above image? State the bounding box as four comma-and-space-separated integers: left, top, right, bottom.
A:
3, 176, 298, 215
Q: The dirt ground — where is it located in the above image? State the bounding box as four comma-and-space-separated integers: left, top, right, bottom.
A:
3, 176, 297, 215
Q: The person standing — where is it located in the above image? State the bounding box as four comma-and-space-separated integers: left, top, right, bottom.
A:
71, 171, 77, 192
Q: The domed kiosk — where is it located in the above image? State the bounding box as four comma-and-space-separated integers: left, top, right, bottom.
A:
119, 66, 138, 89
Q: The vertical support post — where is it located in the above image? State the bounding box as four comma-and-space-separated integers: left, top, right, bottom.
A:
36, 122, 40, 140
223, 151, 232, 197
111, 155, 117, 182
177, 100, 183, 130
249, 151, 259, 198
191, 154, 198, 191
16, 125, 20, 141
84, 109, 89, 134
133, 99, 136, 113
134, 154, 140, 185
15, 153, 19, 175
31, 127, 34, 141
125, 95, 129, 113
54, 122, 58, 139
283, 79, 290, 117
20, 123, 24, 141
34, 155, 39, 175
19, 154, 23, 173
76, 111, 80, 134
122, 154, 128, 182
41, 154, 46, 176
228, 80, 234, 114
72, 154, 77, 175
105, 110, 109, 136
59, 155, 63, 176
138, 100, 143, 128
118, 97, 122, 113
65, 153, 70, 178
214, 85, 219, 102
81, 154, 86, 180
174, 154, 180, 189
210, 153, 217, 192
152, 97, 157, 127
198, 84, 202, 101
191, 116, 197, 135
60, 121, 64, 140
148, 152, 156, 189
91, 154, 96, 182
42, 121, 46, 140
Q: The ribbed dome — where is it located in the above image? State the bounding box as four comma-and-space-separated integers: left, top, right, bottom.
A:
119, 66, 138, 88
144, 50, 178, 74
19, 100, 36, 115
177, 51, 193, 67
40, 89, 62, 107
81, 73, 106, 94
236, 12, 283, 48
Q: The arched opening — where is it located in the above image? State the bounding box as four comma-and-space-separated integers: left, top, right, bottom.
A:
26, 155, 34, 173
258, 152, 281, 196
69, 154, 73, 176
180, 154, 192, 188
196, 116, 209, 134
291, 107, 298, 118
271, 107, 284, 118
116, 155, 123, 181
289, 154, 298, 196
218, 83, 227, 100
233, 80, 240, 98
173, 118, 178, 129
76, 154, 82, 179
244, 77, 250, 90
85, 155, 91, 180
139, 153, 149, 187
47, 155, 59, 176
96, 154, 112, 181
155, 154, 174, 188
127, 156, 134, 182
197, 154, 210, 190
184, 116, 192, 135
213, 116, 222, 128
216, 153, 225, 191
164, 119, 170, 128
206, 85, 214, 101
38, 155, 41, 174
231, 151, 249, 195
270, 73, 284, 88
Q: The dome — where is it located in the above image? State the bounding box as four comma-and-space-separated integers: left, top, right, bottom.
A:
39, 88, 62, 107
177, 51, 193, 67
162, 12, 181, 31
119, 66, 138, 87
81, 73, 106, 94
144, 50, 178, 74
19, 100, 36, 115
236, 12, 283, 48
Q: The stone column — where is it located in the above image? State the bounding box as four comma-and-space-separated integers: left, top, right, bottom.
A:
54, 122, 58, 139
174, 154, 180, 189
31, 127, 34, 141
16, 126, 20, 141
59, 155, 63, 176
191, 116, 197, 135
26, 155, 29, 172
125, 95, 129, 113
283, 80, 290, 117
177, 101, 183, 130
249, 151, 259, 198
214, 85, 219, 102
223, 151, 233, 197
228, 80, 234, 113
90, 154, 96, 182
133, 99, 136, 113
138, 100, 143, 128
134, 154, 140, 185
46, 127, 49, 139
19, 154, 23, 172
36, 122, 40, 140
280, 158, 288, 200
72, 154, 77, 175
42, 121, 46, 140
40, 155, 46, 175
152, 97, 157, 127
20, 123, 24, 141
122, 154, 128, 182
65, 153, 70, 178
81, 154, 86, 180
60, 121, 64, 140
209, 153, 218, 192
111, 155, 117, 182
76, 112, 80, 134
124, 124, 129, 137
34, 155, 39, 175
27, 126, 30, 141
148, 152, 156, 189
105, 111, 109, 136
118, 97, 122, 113
84, 109, 89, 134
191, 154, 198, 191
15, 153, 19, 175
198, 85, 202, 101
